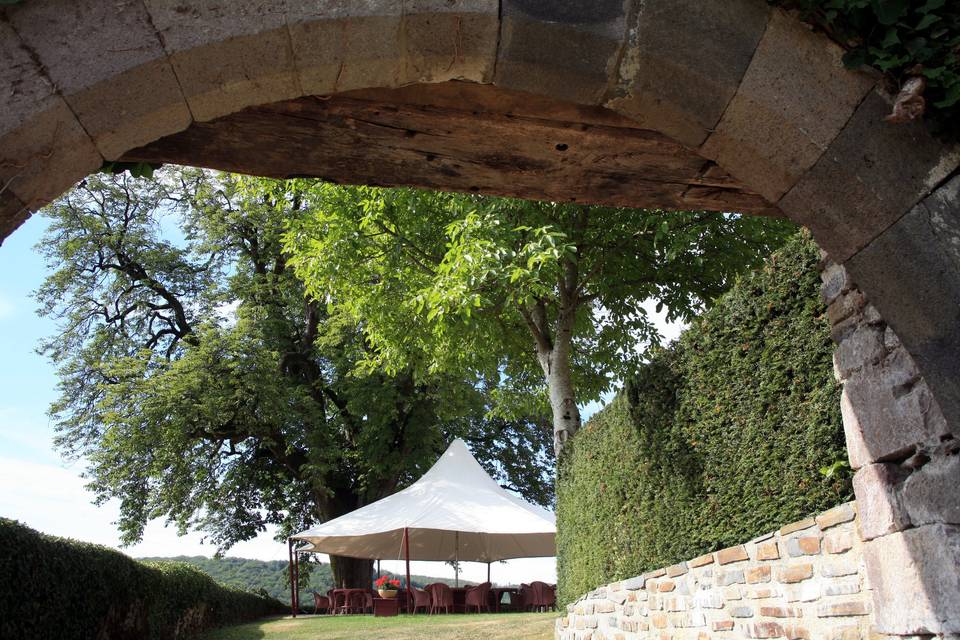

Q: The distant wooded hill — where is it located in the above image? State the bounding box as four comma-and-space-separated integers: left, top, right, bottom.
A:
138, 556, 465, 604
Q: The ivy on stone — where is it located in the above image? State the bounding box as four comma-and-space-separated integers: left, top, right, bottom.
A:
773, 0, 960, 138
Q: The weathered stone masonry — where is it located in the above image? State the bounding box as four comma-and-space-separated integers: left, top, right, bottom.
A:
557, 502, 874, 640
822, 260, 960, 637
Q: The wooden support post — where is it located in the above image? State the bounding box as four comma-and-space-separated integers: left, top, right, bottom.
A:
293, 547, 300, 615
487, 561, 491, 584
404, 528, 412, 613
287, 538, 296, 618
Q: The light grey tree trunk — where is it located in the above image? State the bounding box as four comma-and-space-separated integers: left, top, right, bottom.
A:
534, 306, 580, 456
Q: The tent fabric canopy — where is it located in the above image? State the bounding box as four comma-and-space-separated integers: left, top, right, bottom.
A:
292, 439, 555, 562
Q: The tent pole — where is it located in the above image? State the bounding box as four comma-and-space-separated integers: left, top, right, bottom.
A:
293, 546, 300, 615
487, 561, 490, 584
287, 538, 296, 618
377, 559, 381, 578
455, 531, 459, 588
404, 527, 412, 613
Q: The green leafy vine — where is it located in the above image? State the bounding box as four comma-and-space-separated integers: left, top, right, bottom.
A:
773, 0, 960, 139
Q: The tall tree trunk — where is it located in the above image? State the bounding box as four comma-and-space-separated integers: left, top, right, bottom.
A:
537, 335, 580, 457
330, 555, 374, 588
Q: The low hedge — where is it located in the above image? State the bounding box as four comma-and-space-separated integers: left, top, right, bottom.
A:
0, 518, 286, 640
556, 233, 850, 605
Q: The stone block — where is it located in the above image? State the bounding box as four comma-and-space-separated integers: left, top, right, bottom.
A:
621, 576, 645, 591
724, 585, 743, 600
760, 605, 801, 618
780, 518, 818, 537
664, 595, 688, 612
746, 566, 771, 584
779, 564, 813, 584
746, 622, 785, 639
692, 589, 724, 609
65, 59, 192, 159
7, 0, 190, 159
821, 558, 860, 578
607, 0, 769, 147
717, 545, 749, 565
746, 587, 780, 599
786, 535, 821, 557
843, 175, 960, 439
828, 289, 868, 327
842, 353, 948, 467
294, 9, 399, 99
853, 463, 911, 541
595, 600, 615, 614
756, 541, 780, 561
0, 19, 101, 210
827, 627, 862, 640
731, 605, 754, 618
701, 9, 874, 202
717, 569, 745, 586
817, 601, 871, 617
817, 502, 857, 530
824, 531, 854, 555
0, 189, 29, 244
495, 0, 626, 105
901, 453, 960, 527
657, 581, 675, 593
688, 553, 714, 568
666, 562, 689, 577
820, 261, 853, 306
145, 0, 298, 122
6, 0, 163, 93
834, 322, 885, 380
400, 0, 499, 84
782, 624, 811, 640
713, 620, 735, 631
0, 100, 102, 210
779, 90, 960, 263
783, 582, 819, 602
822, 580, 861, 596
0, 19, 56, 138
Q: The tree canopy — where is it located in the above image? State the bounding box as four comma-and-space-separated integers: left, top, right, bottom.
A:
283, 185, 796, 452
35, 169, 553, 587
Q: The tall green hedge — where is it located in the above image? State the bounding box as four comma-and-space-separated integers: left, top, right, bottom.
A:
0, 518, 286, 640
556, 233, 850, 605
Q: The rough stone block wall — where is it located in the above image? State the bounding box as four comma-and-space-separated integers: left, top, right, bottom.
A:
821, 259, 960, 637
555, 502, 877, 640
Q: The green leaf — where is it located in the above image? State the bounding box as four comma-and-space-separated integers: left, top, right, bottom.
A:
871, 0, 908, 25
915, 13, 941, 31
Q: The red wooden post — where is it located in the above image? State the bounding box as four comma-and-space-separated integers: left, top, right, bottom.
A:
404, 527, 412, 613
287, 538, 297, 618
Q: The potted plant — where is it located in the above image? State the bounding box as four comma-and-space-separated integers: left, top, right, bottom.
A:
375, 575, 402, 598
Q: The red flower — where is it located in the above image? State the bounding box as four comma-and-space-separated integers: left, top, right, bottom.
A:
375, 575, 402, 588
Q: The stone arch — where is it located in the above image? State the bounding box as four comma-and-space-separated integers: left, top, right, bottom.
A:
1, 1, 957, 633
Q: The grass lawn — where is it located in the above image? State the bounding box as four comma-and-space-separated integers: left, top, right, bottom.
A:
201, 612, 557, 640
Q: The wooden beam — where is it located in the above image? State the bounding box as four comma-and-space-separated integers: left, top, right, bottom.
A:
121, 82, 780, 217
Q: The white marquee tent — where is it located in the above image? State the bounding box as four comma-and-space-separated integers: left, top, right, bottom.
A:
287, 439, 555, 610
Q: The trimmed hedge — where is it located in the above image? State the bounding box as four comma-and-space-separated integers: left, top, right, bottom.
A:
0, 518, 286, 640
556, 233, 850, 605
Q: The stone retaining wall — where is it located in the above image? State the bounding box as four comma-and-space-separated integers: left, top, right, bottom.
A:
556, 502, 877, 640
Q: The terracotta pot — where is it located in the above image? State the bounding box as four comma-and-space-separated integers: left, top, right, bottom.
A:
377, 589, 398, 598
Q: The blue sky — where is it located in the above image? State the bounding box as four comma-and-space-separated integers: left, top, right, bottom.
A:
0, 207, 684, 584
